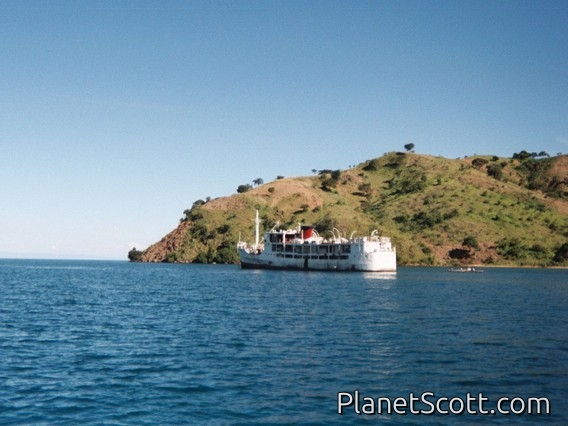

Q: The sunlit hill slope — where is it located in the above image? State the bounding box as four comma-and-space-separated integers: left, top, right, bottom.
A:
134, 152, 568, 267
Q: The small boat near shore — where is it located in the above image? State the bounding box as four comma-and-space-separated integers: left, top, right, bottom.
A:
448, 267, 484, 273
237, 210, 396, 272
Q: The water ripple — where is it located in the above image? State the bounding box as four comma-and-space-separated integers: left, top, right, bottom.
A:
0, 261, 566, 424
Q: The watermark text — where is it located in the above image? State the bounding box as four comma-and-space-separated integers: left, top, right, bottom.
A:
337, 391, 550, 416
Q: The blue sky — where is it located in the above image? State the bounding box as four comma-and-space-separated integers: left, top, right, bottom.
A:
1, 0, 567, 259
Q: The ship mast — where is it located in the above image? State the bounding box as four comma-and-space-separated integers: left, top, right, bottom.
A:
254, 209, 260, 248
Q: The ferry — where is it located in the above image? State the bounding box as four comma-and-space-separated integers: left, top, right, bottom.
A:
237, 211, 396, 272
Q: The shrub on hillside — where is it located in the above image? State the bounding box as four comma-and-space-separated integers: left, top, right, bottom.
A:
553, 242, 568, 263
486, 163, 503, 180
319, 170, 341, 192
128, 248, 143, 262
496, 237, 528, 260
472, 158, 489, 169
389, 168, 427, 194
462, 236, 480, 250
362, 159, 379, 171
313, 214, 338, 235
215, 240, 239, 263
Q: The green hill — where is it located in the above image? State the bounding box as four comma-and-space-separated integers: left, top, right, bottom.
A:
133, 152, 568, 267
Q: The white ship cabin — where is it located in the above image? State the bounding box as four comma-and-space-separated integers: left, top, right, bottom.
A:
248, 224, 394, 261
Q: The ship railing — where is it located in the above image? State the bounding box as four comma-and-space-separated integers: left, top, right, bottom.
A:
237, 242, 264, 254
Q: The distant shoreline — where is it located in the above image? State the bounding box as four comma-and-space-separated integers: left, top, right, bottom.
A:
2, 258, 566, 270
401, 264, 568, 269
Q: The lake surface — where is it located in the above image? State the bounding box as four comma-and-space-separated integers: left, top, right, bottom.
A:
0, 260, 566, 424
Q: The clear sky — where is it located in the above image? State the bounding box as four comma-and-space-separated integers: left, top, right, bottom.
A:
1, 0, 567, 260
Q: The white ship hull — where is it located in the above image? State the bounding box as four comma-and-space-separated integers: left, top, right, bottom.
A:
238, 247, 396, 272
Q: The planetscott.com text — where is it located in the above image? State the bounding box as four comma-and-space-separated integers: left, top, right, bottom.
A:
337, 390, 550, 416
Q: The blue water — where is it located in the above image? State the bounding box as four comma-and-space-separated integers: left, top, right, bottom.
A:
0, 260, 566, 425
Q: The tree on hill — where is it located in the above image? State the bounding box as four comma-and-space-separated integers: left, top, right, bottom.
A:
253, 178, 264, 186
313, 214, 338, 236
553, 242, 568, 264
362, 159, 379, 171
128, 248, 143, 262
319, 169, 341, 192
237, 184, 252, 193
512, 150, 546, 160
462, 236, 480, 250
404, 143, 415, 152
192, 199, 205, 208
486, 163, 503, 180
472, 158, 489, 169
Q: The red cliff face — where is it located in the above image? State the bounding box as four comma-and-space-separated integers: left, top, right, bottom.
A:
141, 220, 191, 262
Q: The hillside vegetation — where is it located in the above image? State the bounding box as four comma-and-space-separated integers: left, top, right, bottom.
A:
133, 152, 568, 267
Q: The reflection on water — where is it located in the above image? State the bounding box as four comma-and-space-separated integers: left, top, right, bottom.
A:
363, 271, 397, 280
